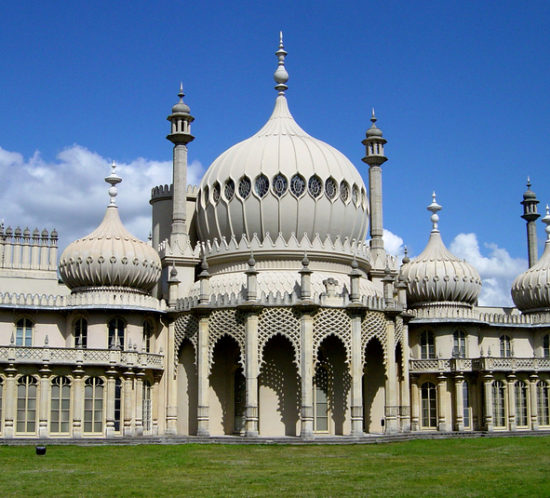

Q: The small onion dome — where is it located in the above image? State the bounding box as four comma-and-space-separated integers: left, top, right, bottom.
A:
365, 109, 384, 138
59, 163, 161, 293
512, 205, 550, 312
171, 83, 190, 114
400, 193, 482, 307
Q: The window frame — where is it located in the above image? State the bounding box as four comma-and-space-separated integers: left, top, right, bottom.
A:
15, 318, 33, 347
50, 376, 71, 434
420, 330, 435, 359
16, 375, 38, 434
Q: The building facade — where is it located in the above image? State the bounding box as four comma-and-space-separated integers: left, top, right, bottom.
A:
1, 36, 549, 439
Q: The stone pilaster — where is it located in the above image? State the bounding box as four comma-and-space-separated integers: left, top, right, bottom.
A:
135, 371, 145, 436
350, 313, 363, 436
197, 315, 210, 436
300, 312, 314, 439
399, 321, 411, 432
3, 365, 17, 438
506, 373, 517, 431
244, 311, 259, 437
483, 373, 494, 431
529, 374, 539, 430
410, 376, 420, 431
105, 369, 117, 438
165, 320, 178, 436
437, 374, 449, 432
152, 374, 161, 435
384, 318, 399, 433
38, 365, 51, 438
123, 369, 135, 436
454, 374, 464, 431
71, 366, 84, 438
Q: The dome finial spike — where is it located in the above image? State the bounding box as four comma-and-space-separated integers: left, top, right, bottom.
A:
178, 82, 184, 101
427, 191, 442, 232
543, 204, 550, 241
371, 107, 377, 124
274, 31, 289, 95
105, 161, 122, 206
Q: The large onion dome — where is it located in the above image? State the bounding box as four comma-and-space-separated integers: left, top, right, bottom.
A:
400, 193, 482, 307
196, 34, 368, 245
59, 163, 161, 293
512, 205, 550, 312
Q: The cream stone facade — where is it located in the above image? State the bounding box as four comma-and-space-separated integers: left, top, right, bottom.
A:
1, 35, 550, 440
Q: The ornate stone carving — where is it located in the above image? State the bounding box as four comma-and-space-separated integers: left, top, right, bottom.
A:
313, 308, 351, 365
258, 307, 301, 369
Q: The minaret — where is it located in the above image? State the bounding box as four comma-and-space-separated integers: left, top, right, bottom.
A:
362, 109, 388, 277
167, 83, 195, 251
521, 177, 540, 267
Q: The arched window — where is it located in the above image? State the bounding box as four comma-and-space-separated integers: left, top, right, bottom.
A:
143, 380, 152, 433
421, 382, 437, 428
420, 331, 435, 359
462, 381, 470, 428
84, 377, 104, 434
453, 330, 466, 358
314, 366, 329, 432
543, 335, 550, 359
143, 321, 153, 353
108, 319, 125, 349
114, 378, 122, 432
515, 380, 528, 427
50, 376, 71, 434
16, 318, 33, 346
492, 380, 506, 427
537, 381, 549, 426
74, 318, 87, 348
16, 375, 37, 433
500, 335, 511, 358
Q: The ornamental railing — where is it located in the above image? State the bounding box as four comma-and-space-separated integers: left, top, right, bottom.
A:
0, 346, 164, 371
410, 357, 550, 374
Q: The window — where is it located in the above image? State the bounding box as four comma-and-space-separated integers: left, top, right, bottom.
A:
314, 367, 329, 432
420, 331, 435, 359
254, 174, 269, 198
272, 174, 288, 197
16, 318, 33, 346
212, 182, 221, 203
352, 184, 359, 205
238, 176, 251, 199
143, 321, 153, 353
143, 380, 152, 433
325, 178, 337, 200
16, 375, 37, 433
114, 378, 122, 432
108, 319, 125, 349
500, 335, 511, 358
462, 381, 470, 428
308, 175, 323, 198
74, 318, 87, 348
224, 179, 235, 201
544, 335, 550, 359
84, 377, 104, 433
340, 181, 350, 202
421, 382, 437, 428
453, 330, 466, 358
290, 174, 305, 197
50, 376, 71, 434
492, 380, 506, 427
515, 380, 528, 427
538, 381, 549, 426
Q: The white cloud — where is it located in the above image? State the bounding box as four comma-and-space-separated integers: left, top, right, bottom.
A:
450, 233, 527, 306
383, 229, 404, 258
0, 145, 204, 252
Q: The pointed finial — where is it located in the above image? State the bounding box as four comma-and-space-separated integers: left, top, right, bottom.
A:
527, 176, 531, 189
371, 107, 377, 124
427, 191, 442, 231
543, 204, 550, 241
402, 246, 410, 264
105, 161, 122, 206
248, 249, 256, 269
274, 31, 289, 95
178, 82, 184, 101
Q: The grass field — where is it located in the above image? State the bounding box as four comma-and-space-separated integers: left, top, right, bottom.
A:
1, 436, 549, 496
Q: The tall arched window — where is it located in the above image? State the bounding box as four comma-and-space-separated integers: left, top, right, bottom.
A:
16, 375, 37, 433
108, 319, 125, 349
544, 335, 550, 359
462, 381, 470, 428
143, 380, 152, 433
50, 376, 71, 434
143, 321, 153, 353
16, 318, 33, 346
84, 377, 104, 433
537, 381, 549, 426
114, 378, 122, 432
453, 330, 466, 358
492, 380, 506, 427
314, 366, 329, 432
421, 382, 437, 428
500, 335, 511, 358
420, 331, 435, 359
74, 318, 87, 348
515, 380, 528, 427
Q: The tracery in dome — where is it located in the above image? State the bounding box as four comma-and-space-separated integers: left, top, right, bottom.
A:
238, 176, 251, 199
224, 179, 235, 201
213, 182, 221, 204
361, 187, 367, 209
272, 173, 288, 197
254, 174, 269, 198
340, 181, 350, 202
308, 175, 323, 198
325, 177, 337, 200
352, 185, 359, 206
203, 185, 209, 206
290, 174, 306, 197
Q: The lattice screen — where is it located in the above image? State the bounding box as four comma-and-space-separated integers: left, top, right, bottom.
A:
174, 313, 198, 367
258, 307, 301, 369
313, 308, 352, 365
207, 309, 246, 372
361, 311, 387, 365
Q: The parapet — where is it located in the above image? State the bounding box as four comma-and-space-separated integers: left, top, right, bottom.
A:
150, 184, 199, 203
0, 225, 58, 271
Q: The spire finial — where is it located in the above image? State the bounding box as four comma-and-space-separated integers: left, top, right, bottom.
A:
543, 204, 550, 241
274, 31, 289, 95
527, 176, 531, 189
427, 191, 442, 231
105, 161, 122, 206
178, 82, 184, 101
371, 107, 377, 124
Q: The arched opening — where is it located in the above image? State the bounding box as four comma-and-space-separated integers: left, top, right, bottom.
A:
209, 335, 243, 436
363, 337, 385, 434
259, 335, 300, 436
177, 339, 198, 435
315, 335, 351, 435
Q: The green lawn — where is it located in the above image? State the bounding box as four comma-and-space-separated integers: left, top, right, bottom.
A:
0, 437, 548, 497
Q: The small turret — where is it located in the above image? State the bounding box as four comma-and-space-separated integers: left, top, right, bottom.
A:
521, 177, 540, 267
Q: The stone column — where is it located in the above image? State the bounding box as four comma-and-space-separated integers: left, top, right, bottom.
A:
152, 374, 161, 435
38, 365, 51, 438
507, 373, 517, 431
399, 322, 411, 432
170, 144, 189, 246
350, 313, 363, 436
123, 369, 135, 436
437, 374, 449, 432
483, 374, 494, 432
197, 315, 210, 436
300, 312, 314, 439
410, 376, 420, 431
3, 365, 17, 438
165, 320, 178, 436
384, 318, 399, 433
454, 374, 464, 431
105, 369, 117, 438
529, 374, 539, 431
72, 366, 84, 438
244, 311, 259, 437
135, 371, 144, 436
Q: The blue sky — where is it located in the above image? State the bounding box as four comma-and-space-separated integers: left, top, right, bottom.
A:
1, 1, 549, 304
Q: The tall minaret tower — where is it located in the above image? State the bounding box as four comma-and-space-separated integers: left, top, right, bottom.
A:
362, 109, 388, 279
521, 177, 540, 267
167, 83, 195, 251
